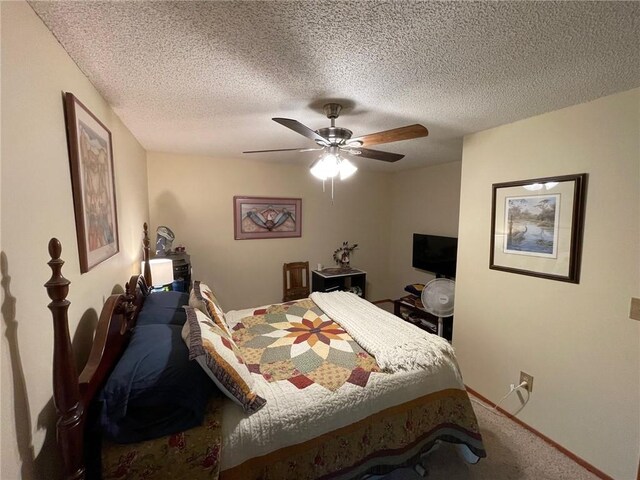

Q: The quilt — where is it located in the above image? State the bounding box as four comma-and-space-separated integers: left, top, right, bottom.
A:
231, 299, 380, 391
220, 295, 484, 473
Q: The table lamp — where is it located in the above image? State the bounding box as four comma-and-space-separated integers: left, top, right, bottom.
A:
142, 258, 174, 291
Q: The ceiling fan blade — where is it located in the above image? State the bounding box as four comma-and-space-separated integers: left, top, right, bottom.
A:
348, 147, 404, 163
273, 118, 330, 145
243, 147, 323, 154
348, 124, 428, 147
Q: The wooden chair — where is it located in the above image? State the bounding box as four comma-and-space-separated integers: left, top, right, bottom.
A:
282, 261, 310, 302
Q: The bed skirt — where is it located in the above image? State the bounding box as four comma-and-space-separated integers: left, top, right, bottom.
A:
102, 388, 483, 479
102, 397, 224, 480
222, 388, 483, 479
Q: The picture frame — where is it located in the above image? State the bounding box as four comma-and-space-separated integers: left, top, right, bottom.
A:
233, 196, 302, 240
63, 92, 119, 273
490, 173, 587, 283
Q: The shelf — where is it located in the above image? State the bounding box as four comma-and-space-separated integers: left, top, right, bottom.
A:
393, 295, 453, 341
312, 269, 366, 298
313, 268, 366, 279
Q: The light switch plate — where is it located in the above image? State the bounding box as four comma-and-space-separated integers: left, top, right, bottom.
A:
630, 298, 640, 321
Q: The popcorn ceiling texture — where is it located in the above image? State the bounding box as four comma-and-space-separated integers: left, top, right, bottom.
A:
30, 1, 640, 171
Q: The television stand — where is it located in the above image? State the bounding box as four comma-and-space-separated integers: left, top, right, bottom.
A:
393, 295, 453, 341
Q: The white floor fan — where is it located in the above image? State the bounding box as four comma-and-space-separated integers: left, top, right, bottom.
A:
421, 278, 455, 337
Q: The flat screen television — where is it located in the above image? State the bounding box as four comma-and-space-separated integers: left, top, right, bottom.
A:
412, 233, 458, 278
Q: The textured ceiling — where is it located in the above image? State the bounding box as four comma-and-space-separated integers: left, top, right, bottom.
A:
30, 1, 640, 171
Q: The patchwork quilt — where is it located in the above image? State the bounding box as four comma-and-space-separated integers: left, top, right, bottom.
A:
220, 296, 485, 474
231, 299, 380, 391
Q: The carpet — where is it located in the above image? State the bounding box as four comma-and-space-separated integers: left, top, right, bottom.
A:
374, 396, 600, 480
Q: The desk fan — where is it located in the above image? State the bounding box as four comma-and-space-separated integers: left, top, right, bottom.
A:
421, 278, 455, 337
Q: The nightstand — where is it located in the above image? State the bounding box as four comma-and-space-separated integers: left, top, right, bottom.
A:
311, 268, 366, 298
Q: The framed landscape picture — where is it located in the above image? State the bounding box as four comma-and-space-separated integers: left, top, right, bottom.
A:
64, 92, 119, 273
490, 174, 587, 283
234, 196, 301, 240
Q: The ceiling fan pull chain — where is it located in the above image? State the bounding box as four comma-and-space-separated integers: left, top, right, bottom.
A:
331, 177, 334, 203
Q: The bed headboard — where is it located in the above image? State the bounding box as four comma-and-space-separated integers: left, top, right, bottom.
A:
45, 225, 151, 480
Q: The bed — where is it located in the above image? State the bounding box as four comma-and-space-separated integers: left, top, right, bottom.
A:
45, 225, 485, 480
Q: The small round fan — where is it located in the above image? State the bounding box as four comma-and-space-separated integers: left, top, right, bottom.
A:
421, 278, 455, 336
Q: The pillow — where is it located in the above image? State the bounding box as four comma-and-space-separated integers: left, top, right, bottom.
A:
182, 307, 266, 413
189, 281, 230, 334
136, 290, 189, 326
99, 324, 216, 443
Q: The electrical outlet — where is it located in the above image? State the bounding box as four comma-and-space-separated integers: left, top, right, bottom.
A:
520, 371, 534, 392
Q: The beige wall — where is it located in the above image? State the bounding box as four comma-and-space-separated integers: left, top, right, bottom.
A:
147, 152, 392, 310
387, 162, 461, 300
1, 3, 149, 478
455, 88, 640, 479
5, 3, 636, 479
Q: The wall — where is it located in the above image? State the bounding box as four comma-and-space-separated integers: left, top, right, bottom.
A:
147, 152, 392, 310
387, 162, 461, 300
1, 2, 149, 478
455, 88, 640, 479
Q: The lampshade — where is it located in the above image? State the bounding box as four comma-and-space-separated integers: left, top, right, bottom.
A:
339, 158, 357, 180
310, 157, 329, 180
141, 258, 174, 287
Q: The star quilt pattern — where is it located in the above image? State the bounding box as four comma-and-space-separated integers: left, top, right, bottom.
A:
232, 299, 380, 391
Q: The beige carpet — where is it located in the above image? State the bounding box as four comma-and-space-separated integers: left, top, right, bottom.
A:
371, 301, 601, 479
379, 396, 600, 480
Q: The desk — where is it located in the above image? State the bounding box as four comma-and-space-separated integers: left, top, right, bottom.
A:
311, 268, 366, 298
393, 295, 453, 341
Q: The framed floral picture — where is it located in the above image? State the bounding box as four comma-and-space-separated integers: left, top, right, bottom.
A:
233, 196, 301, 240
64, 92, 119, 273
490, 173, 587, 283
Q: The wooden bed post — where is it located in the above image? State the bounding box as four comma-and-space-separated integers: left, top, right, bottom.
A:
143, 222, 152, 286
44, 238, 85, 480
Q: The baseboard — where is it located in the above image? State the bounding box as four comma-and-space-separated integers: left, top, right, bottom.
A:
465, 386, 614, 480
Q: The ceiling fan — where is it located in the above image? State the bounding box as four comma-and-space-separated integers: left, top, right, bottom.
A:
243, 103, 428, 180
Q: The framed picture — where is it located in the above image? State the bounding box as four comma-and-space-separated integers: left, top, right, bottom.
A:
234, 196, 301, 240
64, 92, 119, 273
490, 173, 587, 283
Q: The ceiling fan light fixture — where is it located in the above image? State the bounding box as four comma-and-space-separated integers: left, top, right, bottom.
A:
322, 153, 340, 177
339, 158, 357, 180
310, 157, 328, 180
310, 153, 340, 180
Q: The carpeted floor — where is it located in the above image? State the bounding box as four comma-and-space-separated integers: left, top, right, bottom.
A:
378, 396, 599, 480
370, 301, 600, 480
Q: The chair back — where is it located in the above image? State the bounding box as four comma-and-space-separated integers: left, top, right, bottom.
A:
282, 261, 310, 302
